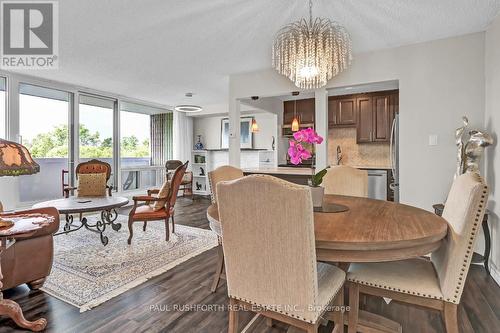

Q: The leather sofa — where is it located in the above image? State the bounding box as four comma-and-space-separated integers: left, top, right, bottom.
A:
0, 207, 60, 291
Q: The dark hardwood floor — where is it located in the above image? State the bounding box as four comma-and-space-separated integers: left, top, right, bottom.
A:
1, 197, 499, 333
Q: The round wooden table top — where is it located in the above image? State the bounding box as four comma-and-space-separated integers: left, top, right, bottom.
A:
33, 196, 129, 214
207, 194, 449, 263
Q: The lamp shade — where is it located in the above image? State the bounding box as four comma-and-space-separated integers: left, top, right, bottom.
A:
251, 118, 259, 133
0, 139, 40, 177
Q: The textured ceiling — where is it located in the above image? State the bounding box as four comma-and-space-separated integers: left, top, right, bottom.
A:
13, 0, 500, 108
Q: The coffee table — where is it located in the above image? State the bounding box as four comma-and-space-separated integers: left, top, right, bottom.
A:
33, 196, 129, 246
0, 213, 55, 331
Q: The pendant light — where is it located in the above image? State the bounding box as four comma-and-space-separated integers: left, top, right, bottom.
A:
291, 92, 300, 132
251, 118, 259, 133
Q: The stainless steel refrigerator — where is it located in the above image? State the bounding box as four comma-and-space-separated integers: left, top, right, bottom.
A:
390, 113, 400, 202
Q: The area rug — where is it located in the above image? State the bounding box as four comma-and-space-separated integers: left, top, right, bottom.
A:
41, 215, 218, 312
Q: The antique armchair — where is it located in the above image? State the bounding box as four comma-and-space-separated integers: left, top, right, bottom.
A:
217, 175, 346, 333
63, 159, 113, 198
322, 165, 368, 197
207, 165, 244, 292
347, 172, 488, 333
127, 161, 188, 244
0, 207, 60, 291
166, 160, 192, 198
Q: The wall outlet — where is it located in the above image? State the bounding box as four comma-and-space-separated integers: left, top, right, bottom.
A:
428, 134, 438, 146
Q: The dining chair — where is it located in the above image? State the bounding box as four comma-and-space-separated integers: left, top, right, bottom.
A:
63, 159, 113, 198
127, 161, 188, 244
346, 172, 488, 333
217, 174, 346, 333
207, 165, 244, 292
166, 159, 193, 199
322, 165, 368, 197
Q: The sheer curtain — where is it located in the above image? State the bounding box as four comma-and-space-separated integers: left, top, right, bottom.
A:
173, 111, 193, 164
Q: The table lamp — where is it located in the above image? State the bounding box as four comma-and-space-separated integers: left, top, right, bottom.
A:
0, 138, 40, 227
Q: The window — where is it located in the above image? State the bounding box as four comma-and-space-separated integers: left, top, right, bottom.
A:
0, 77, 6, 138
120, 102, 154, 191
18, 83, 71, 202
79, 94, 116, 185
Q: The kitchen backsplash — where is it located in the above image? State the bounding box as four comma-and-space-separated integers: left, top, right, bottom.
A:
328, 127, 391, 167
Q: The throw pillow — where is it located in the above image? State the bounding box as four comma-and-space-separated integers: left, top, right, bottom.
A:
153, 180, 171, 211
77, 173, 107, 197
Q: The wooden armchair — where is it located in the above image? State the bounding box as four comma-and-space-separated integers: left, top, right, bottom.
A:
63, 159, 113, 198
166, 159, 193, 198
127, 161, 188, 244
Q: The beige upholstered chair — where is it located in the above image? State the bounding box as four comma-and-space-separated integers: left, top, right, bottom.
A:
346, 172, 489, 333
217, 175, 346, 333
208, 165, 244, 204
207, 165, 244, 292
322, 166, 368, 197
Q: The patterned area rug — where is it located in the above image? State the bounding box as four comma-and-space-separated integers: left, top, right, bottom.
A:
41, 215, 218, 312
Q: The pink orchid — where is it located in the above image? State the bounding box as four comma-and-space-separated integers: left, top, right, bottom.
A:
288, 128, 323, 165
288, 140, 312, 165
293, 127, 323, 144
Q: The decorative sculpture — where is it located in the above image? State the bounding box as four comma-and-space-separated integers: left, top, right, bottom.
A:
454, 116, 468, 178
194, 135, 204, 150
464, 130, 494, 173
454, 116, 494, 177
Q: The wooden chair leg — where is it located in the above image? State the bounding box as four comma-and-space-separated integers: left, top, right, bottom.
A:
305, 323, 318, 333
210, 245, 224, 292
143, 221, 147, 231
333, 286, 344, 333
228, 298, 239, 333
164, 217, 170, 241
171, 215, 175, 233
127, 217, 134, 245
265, 317, 273, 327
442, 302, 458, 333
348, 283, 359, 333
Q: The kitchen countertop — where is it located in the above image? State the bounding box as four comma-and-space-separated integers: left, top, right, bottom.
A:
243, 167, 314, 176
347, 165, 391, 170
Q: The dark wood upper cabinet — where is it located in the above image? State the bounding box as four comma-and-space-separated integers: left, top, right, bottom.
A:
373, 95, 391, 141
328, 97, 356, 127
297, 98, 315, 124
356, 97, 373, 143
283, 98, 315, 127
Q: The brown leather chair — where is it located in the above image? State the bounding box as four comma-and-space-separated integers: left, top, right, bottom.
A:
0, 207, 60, 290
127, 161, 188, 244
166, 160, 192, 198
63, 159, 113, 198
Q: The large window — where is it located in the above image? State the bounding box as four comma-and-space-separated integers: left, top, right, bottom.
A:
0, 77, 6, 138
78, 94, 116, 186
18, 83, 71, 202
120, 102, 153, 191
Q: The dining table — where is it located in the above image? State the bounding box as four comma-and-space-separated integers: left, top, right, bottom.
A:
206, 194, 449, 333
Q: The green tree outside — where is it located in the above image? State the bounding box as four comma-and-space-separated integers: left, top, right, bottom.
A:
24, 124, 150, 158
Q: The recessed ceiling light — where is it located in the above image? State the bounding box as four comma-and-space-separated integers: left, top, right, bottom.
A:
174, 93, 203, 113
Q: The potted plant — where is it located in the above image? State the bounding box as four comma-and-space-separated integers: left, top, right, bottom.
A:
288, 128, 328, 207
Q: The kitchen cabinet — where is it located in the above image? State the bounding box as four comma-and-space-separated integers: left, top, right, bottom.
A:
356, 96, 373, 143
328, 97, 356, 127
355, 90, 398, 143
283, 98, 315, 128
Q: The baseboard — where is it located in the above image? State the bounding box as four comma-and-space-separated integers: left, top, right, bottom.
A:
490, 262, 500, 287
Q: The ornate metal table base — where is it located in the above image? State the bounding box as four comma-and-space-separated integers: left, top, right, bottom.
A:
56, 209, 121, 246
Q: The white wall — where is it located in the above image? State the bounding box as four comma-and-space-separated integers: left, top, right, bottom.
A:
193, 112, 277, 150
484, 14, 500, 284
229, 32, 486, 212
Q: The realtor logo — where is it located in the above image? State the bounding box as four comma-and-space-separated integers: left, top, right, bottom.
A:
1, 1, 58, 68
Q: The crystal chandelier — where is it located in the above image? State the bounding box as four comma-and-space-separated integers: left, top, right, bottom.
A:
272, 0, 352, 89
